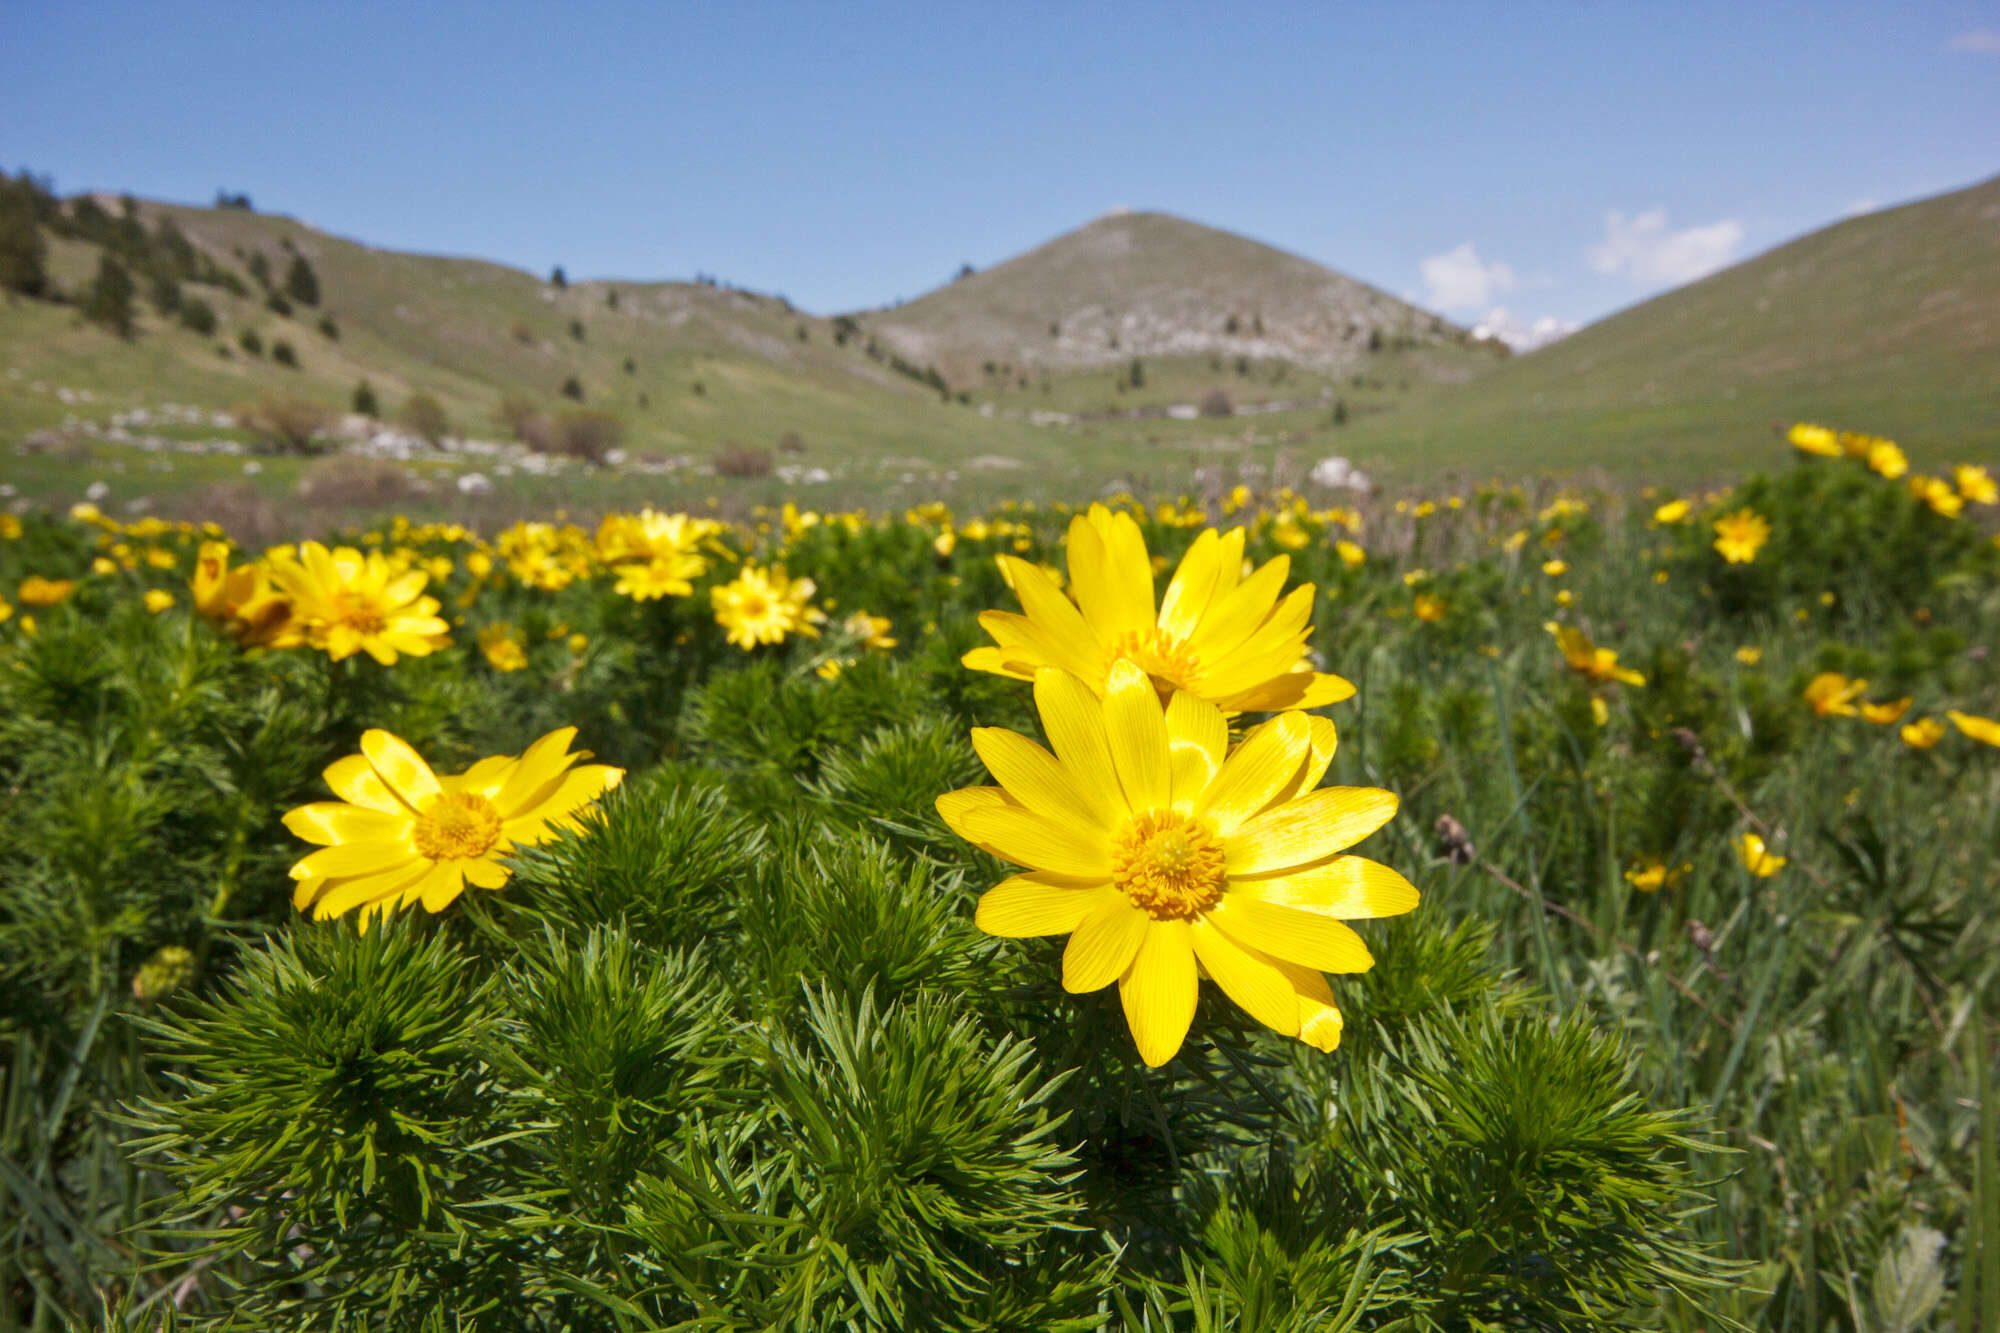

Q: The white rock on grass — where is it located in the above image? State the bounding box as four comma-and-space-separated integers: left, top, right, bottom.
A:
457, 472, 493, 495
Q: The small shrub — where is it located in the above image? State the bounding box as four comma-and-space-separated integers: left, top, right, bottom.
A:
148, 272, 181, 315
317, 313, 339, 340
234, 393, 334, 453
552, 409, 622, 463
283, 254, 319, 306
352, 380, 379, 417
691, 380, 704, 397
623, 356, 635, 374
569, 318, 585, 341
270, 340, 298, 368
237, 328, 263, 357
560, 376, 584, 402
606, 288, 619, 309
1199, 387, 1234, 417
496, 394, 542, 439
795, 323, 809, 343
549, 264, 566, 288
0, 191, 49, 296
510, 320, 534, 344
84, 254, 136, 338
264, 291, 292, 318
296, 454, 416, 509
177, 296, 218, 336
399, 392, 450, 448
777, 430, 805, 455
714, 443, 772, 478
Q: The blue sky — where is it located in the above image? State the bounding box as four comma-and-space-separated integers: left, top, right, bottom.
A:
6, 2, 1998, 345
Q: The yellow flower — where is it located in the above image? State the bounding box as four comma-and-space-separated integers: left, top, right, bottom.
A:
0, 596, 11, 624
1910, 475, 1964, 518
1552, 625, 1646, 687
267, 541, 451, 664
1954, 464, 1998, 505
842, 610, 898, 650
1335, 539, 1366, 568
1866, 439, 1907, 479
1735, 831, 1786, 877
613, 558, 700, 601
711, 564, 822, 649
1624, 861, 1688, 892
1412, 592, 1446, 623
1712, 508, 1770, 564
17, 576, 76, 607
0, 515, 20, 539
815, 658, 850, 680
1554, 588, 1576, 607
284, 728, 623, 923
1949, 710, 2000, 748
1859, 697, 1911, 725
566, 632, 589, 655
965, 504, 1355, 713
143, 589, 174, 614
1838, 431, 1874, 458
1735, 646, 1762, 665
933, 530, 957, 558
1541, 559, 1568, 577
190, 541, 295, 647
1651, 499, 1690, 525
1803, 672, 1867, 718
1901, 717, 1945, 749
598, 509, 714, 598
1788, 423, 1840, 457
937, 664, 1413, 1065
478, 623, 528, 672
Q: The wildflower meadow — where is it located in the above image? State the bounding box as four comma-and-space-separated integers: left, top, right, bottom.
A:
4, 426, 2000, 1331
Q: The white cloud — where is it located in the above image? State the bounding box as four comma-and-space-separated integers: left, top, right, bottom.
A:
1587, 209, 1744, 287
1472, 306, 1578, 352
1420, 242, 1516, 312
1948, 28, 2000, 52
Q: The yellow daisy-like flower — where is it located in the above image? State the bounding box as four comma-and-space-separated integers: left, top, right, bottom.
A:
1859, 697, 1911, 725
1803, 672, 1867, 718
267, 541, 450, 664
1949, 710, 2000, 748
0, 596, 12, 624
1335, 539, 1367, 569
1552, 625, 1646, 687
1541, 559, 1569, 577
190, 541, 295, 647
1954, 464, 1998, 506
842, 610, 898, 650
937, 663, 1414, 1066
964, 504, 1354, 714
711, 563, 822, 649
1652, 499, 1690, 524
1412, 592, 1446, 623
1735, 831, 1786, 878
1787, 423, 1840, 457
143, 589, 175, 614
1901, 717, 1946, 749
613, 558, 701, 601
1735, 646, 1763, 666
1866, 439, 1908, 480
1624, 860, 1689, 892
17, 576, 76, 607
284, 727, 623, 923
478, 623, 528, 672
1712, 508, 1770, 564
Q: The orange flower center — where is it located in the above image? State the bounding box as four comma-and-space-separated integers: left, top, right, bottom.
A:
332, 591, 388, 636
1112, 811, 1226, 919
1106, 627, 1201, 695
413, 791, 504, 862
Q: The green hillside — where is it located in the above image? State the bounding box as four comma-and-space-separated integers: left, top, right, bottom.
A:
1336, 174, 2000, 481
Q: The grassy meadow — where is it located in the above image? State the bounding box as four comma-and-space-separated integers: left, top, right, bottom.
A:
3, 426, 1999, 1330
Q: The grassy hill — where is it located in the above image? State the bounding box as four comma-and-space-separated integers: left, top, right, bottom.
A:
869, 209, 1495, 383
1334, 174, 2000, 481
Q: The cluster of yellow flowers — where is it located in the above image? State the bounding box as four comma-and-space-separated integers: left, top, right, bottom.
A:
936, 504, 1415, 1066
1789, 421, 1997, 517
1802, 671, 2000, 750
192, 540, 450, 664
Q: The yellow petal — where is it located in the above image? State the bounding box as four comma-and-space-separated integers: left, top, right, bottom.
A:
1033, 668, 1131, 826
1070, 508, 1155, 639
494, 727, 582, 815
461, 857, 512, 889
1235, 856, 1420, 919
1198, 712, 1312, 834
1157, 529, 1228, 642
1104, 659, 1171, 813
976, 610, 1101, 683
1270, 958, 1345, 1051
292, 840, 418, 880
976, 877, 1120, 937
1001, 554, 1104, 655
323, 753, 410, 814
971, 727, 1107, 837
360, 730, 442, 809
1119, 918, 1198, 1066
1188, 555, 1290, 659
282, 802, 408, 847
1064, 897, 1149, 992
935, 786, 1021, 859
1188, 919, 1299, 1036
1270, 715, 1339, 806
956, 803, 1112, 878
1165, 690, 1228, 811
416, 861, 468, 912
1225, 787, 1399, 874
961, 644, 1031, 681
309, 860, 430, 920
1209, 895, 1375, 973
1949, 710, 2000, 747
